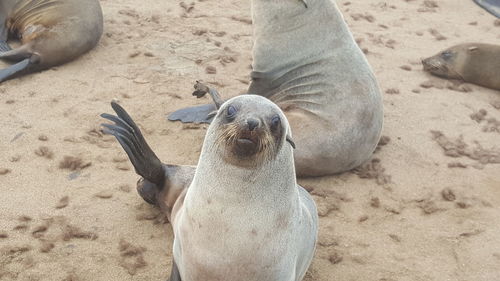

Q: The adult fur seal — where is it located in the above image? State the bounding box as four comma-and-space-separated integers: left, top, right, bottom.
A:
101, 96, 318, 281
169, 0, 384, 177
422, 43, 500, 91
0, 0, 103, 83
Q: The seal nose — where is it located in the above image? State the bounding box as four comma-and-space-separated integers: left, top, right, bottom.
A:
247, 118, 260, 131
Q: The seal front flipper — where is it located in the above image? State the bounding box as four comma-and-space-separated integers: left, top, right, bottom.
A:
474, 0, 500, 18
101, 102, 165, 205
0, 58, 32, 83
167, 259, 182, 281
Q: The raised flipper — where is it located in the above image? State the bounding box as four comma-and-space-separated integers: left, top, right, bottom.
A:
167, 81, 222, 124
0, 58, 33, 83
474, 0, 500, 18
167, 259, 182, 281
101, 102, 166, 204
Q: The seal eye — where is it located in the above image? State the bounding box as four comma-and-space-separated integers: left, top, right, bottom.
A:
270, 115, 281, 130
441, 51, 453, 60
226, 105, 237, 120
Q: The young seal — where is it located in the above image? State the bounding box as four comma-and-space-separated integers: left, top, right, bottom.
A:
0, 0, 103, 83
169, 0, 384, 177
101, 97, 318, 281
422, 43, 500, 91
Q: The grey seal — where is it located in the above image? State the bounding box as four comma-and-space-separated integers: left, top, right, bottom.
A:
169, 0, 384, 177
101, 96, 318, 281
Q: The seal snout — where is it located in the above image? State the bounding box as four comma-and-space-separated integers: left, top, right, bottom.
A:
246, 118, 260, 131
422, 57, 442, 74
234, 118, 262, 157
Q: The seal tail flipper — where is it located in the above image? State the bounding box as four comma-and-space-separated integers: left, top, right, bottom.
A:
167, 260, 182, 281
0, 58, 31, 83
474, 0, 500, 18
0, 44, 33, 62
167, 81, 222, 124
101, 101, 165, 187
167, 104, 216, 124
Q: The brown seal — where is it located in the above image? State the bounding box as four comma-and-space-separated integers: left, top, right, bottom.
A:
422, 43, 500, 90
101, 96, 318, 281
0, 0, 103, 83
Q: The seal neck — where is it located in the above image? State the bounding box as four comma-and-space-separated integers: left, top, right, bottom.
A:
188, 131, 298, 206
250, 0, 354, 76
251, 0, 347, 36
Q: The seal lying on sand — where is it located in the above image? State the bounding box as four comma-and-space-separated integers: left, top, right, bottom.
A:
169, 0, 384, 177
422, 43, 500, 91
0, 0, 103, 83
101, 97, 318, 281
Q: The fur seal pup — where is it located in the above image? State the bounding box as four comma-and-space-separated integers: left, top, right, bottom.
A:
101, 96, 318, 281
422, 43, 500, 91
169, 0, 384, 177
0, 0, 103, 83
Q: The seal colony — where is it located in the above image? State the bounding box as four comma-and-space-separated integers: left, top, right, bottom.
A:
422, 43, 500, 91
101, 97, 318, 281
169, 0, 384, 177
0, 0, 103, 83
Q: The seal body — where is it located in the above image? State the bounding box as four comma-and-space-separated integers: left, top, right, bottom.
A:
168, 0, 384, 177
422, 43, 500, 91
248, 0, 383, 176
0, 0, 103, 82
173, 95, 317, 281
102, 96, 318, 281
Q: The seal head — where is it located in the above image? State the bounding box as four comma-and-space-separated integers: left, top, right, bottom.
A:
422, 47, 466, 80
209, 95, 295, 168
422, 43, 500, 90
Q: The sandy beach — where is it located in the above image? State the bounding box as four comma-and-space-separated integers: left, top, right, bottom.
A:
1, 0, 500, 280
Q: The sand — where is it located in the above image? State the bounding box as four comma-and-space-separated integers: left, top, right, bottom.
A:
1, 0, 500, 280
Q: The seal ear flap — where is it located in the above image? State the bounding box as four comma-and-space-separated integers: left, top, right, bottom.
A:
468, 46, 478, 52
286, 134, 296, 149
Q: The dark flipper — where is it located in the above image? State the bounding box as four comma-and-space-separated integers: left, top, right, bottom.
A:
167, 260, 182, 281
192, 81, 224, 109
474, 0, 500, 18
101, 102, 165, 187
167, 104, 216, 124
0, 58, 32, 83
0, 45, 33, 62
0, 41, 10, 52
0, 13, 8, 43
167, 81, 224, 124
